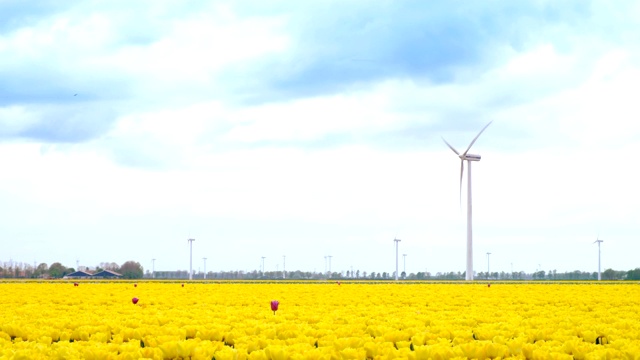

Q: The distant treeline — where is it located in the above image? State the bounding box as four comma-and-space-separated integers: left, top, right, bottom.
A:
2, 261, 639, 280
149, 268, 640, 280
0, 261, 143, 279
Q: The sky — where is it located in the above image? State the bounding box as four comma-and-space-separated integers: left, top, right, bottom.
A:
1, 1, 639, 276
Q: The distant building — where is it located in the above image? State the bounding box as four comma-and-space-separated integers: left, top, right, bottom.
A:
91, 270, 122, 279
64, 270, 93, 279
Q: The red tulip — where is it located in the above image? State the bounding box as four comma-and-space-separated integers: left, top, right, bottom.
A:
74, 283, 78, 287
134, 283, 137, 287
488, 283, 491, 288
132, 297, 139, 305
181, 283, 184, 287
270, 300, 279, 315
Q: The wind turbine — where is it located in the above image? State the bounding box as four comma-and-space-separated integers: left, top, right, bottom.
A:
594, 237, 603, 281
187, 238, 195, 280
442, 121, 492, 281
394, 238, 401, 280
203, 257, 207, 280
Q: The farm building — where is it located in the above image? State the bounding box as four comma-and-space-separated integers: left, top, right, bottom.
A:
92, 270, 122, 278
63, 270, 93, 279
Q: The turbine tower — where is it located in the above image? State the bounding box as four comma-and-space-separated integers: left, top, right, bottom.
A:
394, 238, 401, 280
442, 121, 492, 281
486, 252, 491, 279
594, 237, 603, 281
152, 258, 156, 279
203, 257, 207, 280
187, 238, 195, 280
403, 254, 407, 275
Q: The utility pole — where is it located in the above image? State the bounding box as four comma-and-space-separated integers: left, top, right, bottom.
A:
188, 238, 195, 280
394, 238, 401, 280
203, 258, 207, 280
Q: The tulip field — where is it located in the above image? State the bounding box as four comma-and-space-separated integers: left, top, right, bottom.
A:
1, 282, 640, 359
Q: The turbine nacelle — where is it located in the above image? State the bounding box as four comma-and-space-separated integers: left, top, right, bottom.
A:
461, 154, 481, 161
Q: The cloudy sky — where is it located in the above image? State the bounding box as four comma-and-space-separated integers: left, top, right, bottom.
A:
1, 1, 639, 276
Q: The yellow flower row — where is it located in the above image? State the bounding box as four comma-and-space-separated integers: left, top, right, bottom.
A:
0, 282, 639, 359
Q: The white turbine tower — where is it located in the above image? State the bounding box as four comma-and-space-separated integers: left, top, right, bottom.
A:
442, 121, 492, 281
394, 238, 401, 281
594, 237, 603, 281
203, 257, 207, 280
188, 238, 195, 280
403, 254, 407, 275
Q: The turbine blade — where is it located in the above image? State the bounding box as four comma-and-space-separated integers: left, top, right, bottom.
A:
462, 121, 493, 156
441, 137, 460, 155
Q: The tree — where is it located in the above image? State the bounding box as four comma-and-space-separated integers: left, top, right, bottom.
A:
100, 262, 120, 271
34, 263, 48, 277
48, 262, 69, 278
602, 268, 616, 280
626, 268, 640, 280
120, 261, 144, 279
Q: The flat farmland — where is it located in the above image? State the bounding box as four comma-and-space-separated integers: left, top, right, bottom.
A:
1, 281, 639, 359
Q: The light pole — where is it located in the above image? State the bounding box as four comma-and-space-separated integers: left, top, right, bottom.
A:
283, 255, 286, 279
152, 258, 156, 279
394, 238, 401, 281
203, 258, 207, 280
188, 238, 195, 280
595, 239, 603, 281
402, 254, 407, 275
486, 252, 491, 279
